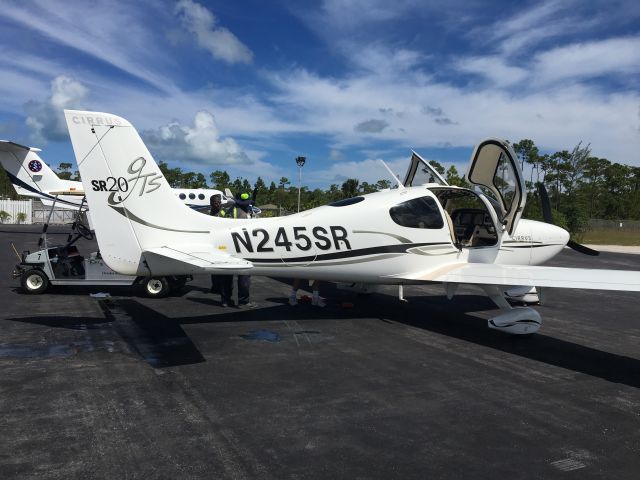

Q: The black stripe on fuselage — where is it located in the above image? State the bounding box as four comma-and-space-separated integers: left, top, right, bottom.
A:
4, 171, 81, 207
246, 242, 450, 264
502, 244, 564, 249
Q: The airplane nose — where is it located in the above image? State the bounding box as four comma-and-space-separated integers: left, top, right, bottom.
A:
528, 220, 570, 264
542, 222, 570, 247
550, 223, 570, 246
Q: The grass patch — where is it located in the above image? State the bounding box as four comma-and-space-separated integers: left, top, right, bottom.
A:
581, 229, 640, 246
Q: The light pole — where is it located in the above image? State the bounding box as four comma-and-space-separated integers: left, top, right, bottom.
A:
296, 156, 306, 213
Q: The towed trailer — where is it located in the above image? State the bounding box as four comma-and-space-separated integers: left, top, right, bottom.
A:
12, 191, 190, 298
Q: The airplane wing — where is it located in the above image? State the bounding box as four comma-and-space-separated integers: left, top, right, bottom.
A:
142, 246, 253, 275
391, 263, 640, 292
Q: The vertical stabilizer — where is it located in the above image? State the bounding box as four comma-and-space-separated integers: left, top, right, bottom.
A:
64, 110, 218, 275
0, 141, 83, 207
0, 141, 63, 194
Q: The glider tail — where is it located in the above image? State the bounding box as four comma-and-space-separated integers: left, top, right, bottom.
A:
64, 110, 222, 275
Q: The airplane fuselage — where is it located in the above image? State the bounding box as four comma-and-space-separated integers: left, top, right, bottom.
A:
133, 185, 568, 283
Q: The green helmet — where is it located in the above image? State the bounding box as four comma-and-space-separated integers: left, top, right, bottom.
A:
240, 193, 249, 200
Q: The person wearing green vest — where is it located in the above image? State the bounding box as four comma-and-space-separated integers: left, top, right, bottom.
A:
209, 194, 227, 301
219, 192, 255, 308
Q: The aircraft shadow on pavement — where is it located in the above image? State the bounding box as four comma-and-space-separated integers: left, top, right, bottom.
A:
359, 292, 640, 389
8, 299, 206, 368
8, 292, 640, 388
164, 291, 640, 389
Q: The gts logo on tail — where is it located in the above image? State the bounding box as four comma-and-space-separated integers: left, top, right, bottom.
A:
91, 157, 163, 205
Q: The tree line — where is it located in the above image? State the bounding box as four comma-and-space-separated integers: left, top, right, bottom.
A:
1, 141, 638, 234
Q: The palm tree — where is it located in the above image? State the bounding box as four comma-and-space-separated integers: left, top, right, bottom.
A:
341, 179, 359, 198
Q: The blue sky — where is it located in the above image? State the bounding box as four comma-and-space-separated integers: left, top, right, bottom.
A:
0, 0, 639, 188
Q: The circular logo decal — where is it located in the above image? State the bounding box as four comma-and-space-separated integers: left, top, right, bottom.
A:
28, 160, 42, 173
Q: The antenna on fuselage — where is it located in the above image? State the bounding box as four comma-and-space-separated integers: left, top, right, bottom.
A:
379, 160, 405, 190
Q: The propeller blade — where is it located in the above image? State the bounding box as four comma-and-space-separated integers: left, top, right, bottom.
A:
536, 182, 600, 257
536, 182, 553, 224
567, 239, 600, 256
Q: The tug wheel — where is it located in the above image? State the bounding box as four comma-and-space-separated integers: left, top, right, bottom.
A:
21, 269, 50, 294
144, 277, 170, 298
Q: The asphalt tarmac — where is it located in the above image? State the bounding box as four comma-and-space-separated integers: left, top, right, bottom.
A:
1, 224, 639, 479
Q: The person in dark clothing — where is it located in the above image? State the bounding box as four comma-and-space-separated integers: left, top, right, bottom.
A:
209, 194, 229, 303
222, 193, 255, 307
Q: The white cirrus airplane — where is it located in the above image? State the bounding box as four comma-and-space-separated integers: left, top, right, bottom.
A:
63, 109, 640, 335
0, 140, 229, 211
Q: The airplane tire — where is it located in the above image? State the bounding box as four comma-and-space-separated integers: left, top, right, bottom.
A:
144, 277, 170, 298
21, 269, 50, 294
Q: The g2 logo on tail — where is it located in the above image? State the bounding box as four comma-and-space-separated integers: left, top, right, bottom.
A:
91, 157, 163, 205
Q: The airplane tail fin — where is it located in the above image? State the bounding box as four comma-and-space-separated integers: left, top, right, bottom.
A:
0, 141, 70, 198
64, 110, 243, 276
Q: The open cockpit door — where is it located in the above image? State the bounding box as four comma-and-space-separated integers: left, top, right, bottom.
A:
404, 151, 448, 187
466, 139, 525, 235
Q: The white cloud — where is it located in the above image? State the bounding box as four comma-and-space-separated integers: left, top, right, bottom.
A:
142, 111, 251, 166
456, 56, 528, 87
485, 0, 574, 55
308, 157, 409, 185
0, 1, 178, 93
533, 36, 640, 84
175, 0, 253, 64
24, 75, 88, 144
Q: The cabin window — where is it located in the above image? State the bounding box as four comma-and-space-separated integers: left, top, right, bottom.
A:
179, 193, 186, 200
198, 193, 205, 200
389, 196, 444, 229
189, 193, 195, 200
329, 196, 364, 207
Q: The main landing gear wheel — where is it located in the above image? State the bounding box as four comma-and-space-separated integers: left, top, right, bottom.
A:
21, 269, 50, 294
144, 277, 170, 298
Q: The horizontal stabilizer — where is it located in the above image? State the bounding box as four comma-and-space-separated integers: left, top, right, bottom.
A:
0, 140, 41, 153
49, 190, 85, 196
393, 263, 640, 292
143, 246, 253, 275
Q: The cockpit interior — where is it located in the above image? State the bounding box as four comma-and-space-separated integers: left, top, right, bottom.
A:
431, 188, 499, 248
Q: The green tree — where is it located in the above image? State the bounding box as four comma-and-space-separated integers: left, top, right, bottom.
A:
231, 178, 244, 195
0, 168, 18, 199
279, 177, 290, 190
210, 170, 231, 190
359, 182, 377, 194
158, 161, 184, 188
341, 178, 359, 198
57, 162, 73, 180
445, 165, 469, 187
429, 160, 445, 175
375, 179, 391, 190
